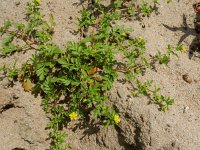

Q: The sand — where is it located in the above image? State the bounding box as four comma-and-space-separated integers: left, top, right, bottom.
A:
0, 0, 200, 150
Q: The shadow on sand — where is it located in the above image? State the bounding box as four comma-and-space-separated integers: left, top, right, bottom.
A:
163, 14, 200, 59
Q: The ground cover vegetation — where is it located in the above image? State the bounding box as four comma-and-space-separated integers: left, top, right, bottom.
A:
0, 0, 185, 149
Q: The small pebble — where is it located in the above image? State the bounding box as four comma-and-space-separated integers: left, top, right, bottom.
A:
182, 74, 192, 84
183, 106, 189, 113
12, 93, 19, 99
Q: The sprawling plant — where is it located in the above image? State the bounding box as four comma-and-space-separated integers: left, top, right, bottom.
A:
0, 0, 185, 149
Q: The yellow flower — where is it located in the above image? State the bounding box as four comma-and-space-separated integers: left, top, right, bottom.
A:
139, 36, 143, 40
114, 114, 120, 124
121, 32, 127, 36
180, 45, 187, 53
69, 112, 78, 121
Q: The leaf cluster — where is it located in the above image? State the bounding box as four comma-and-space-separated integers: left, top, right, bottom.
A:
134, 80, 174, 111
0, 0, 54, 55
0, 0, 176, 149
0, 63, 18, 81
155, 44, 184, 65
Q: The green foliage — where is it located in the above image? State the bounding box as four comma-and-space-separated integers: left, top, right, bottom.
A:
136, 80, 153, 96
78, 9, 95, 28
0, 0, 176, 149
155, 44, 184, 65
140, 1, 154, 17
113, 0, 123, 9
0, 34, 19, 54
0, 0, 54, 55
152, 87, 174, 111
0, 63, 18, 80
133, 80, 174, 110
0, 20, 11, 33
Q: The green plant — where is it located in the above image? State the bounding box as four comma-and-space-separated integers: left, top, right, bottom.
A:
78, 9, 95, 29
135, 79, 153, 96
133, 80, 174, 110
140, 1, 154, 17
0, 63, 18, 80
155, 44, 185, 65
0, 0, 177, 149
152, 87, 174, 111
0, 0, 54, 55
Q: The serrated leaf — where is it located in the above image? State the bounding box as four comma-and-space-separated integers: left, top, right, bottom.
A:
41, 76, 54, 94
3, 34, 14, 45
14, 23, 25, 31
81, 37, 92, 44
53, 77, 71, 86
0, 44, 18, 55
36, 63, 49, 81
0, 20, 11, 33
57, 58, 69, 68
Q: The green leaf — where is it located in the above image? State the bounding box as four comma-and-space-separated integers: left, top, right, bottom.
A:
0, 20, 11, 33
41, 76, 54, 95
36, 62, 53, 81
80, 37, 93, 44
57, 58, 69, 68
53, 77, 71, 86
3, 34, 14, 45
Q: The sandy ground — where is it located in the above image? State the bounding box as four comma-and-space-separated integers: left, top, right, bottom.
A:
0, 0, 200, 150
